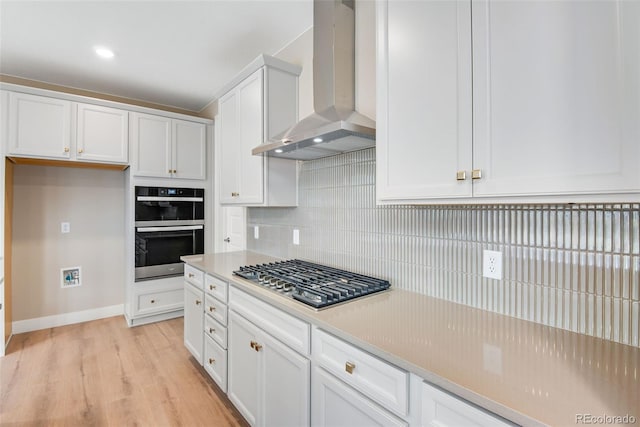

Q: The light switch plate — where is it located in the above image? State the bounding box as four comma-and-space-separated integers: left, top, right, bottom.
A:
61, 222, 70, 233
293, 229, 300, 245
254, 226, 259, 240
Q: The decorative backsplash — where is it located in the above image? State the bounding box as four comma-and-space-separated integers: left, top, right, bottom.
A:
247, 148, 640, 347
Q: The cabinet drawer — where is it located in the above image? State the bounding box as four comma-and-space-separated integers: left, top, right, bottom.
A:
204, 334, 227, 392
205, 293, 227, 326
136, 288, 183, 316
205, 315, 227, 349
184, 265, 204, 289
313, 329, 409, 417
421, 382, 511, 427
229, 287, 310, 356
205, 274, 228, 303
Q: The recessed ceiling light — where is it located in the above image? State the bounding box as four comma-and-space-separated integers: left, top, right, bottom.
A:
275, 149, 284, 153
313, 137, 323, 143
94, 46, 114, 59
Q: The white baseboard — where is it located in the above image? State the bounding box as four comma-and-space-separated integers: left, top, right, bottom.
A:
12, 304, 124, 334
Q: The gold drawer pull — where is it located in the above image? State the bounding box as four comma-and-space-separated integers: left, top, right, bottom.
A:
208, 358, 215, 365
209, 306, 215, 312
64, 147, 70, 153
472, 169, 482, 180
209, 285, 216, 290
250, 340, 257, 349
209, 327, 215, 334
456, 171, 467, 181
254, 343, 262, 352
188, 273, 195, 278
195, 300, 201, 305
150, 299, 156, 304
345, 361, 356, 374
231, 192, 239, 197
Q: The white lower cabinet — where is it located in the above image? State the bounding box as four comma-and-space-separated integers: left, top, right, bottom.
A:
183, 281, 204, 364
420, 382, 511, 427
228, 288, 310, 427
202, 273, 229, 392
204, 334, 227, 392
312, 366, 407, 427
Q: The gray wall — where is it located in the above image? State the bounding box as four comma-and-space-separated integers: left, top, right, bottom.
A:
12, 165, 125, 321
248, 148, 640, 348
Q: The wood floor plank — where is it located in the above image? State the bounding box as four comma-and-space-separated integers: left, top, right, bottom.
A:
1, 316, 248, 427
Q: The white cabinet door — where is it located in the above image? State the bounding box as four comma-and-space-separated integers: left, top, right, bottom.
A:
183, 282, 204, 364
312, 367, 407, 427
218, 91, 241, 204
421, 382, 510, 427
8, 92, 71, 159
472, 0, 640, 197
173, 119, 206, 180
377, 0, 472, 202
76, 103, 128, 163
204, 334, 228, 392
228, 311, 259, 426
260, 332, 310, 427
130, 112, 172, 177
236, 69, 265, 204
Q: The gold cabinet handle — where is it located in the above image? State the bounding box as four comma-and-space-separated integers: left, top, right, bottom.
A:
64, 147, 70, 153
209, 327, 215, 334
250, 340, 257, 349
345, 361, 356, 374
209, 306, 215, 312
172, 169, 177, 174
254, 343, 262, 352
208, 358, 215, 365
231, 192, 239, 197
188, 273, 195, 278
456, 171, 467, 181
78, 149, 84, 154
209, 285, 216, 291
150, 299, 156, 304
195, 300, 201, 305
472, 169, 482, 180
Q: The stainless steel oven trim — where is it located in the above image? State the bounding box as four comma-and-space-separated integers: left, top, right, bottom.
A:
137, 225, 204, 233
135, 219, 205, 227
135, 262, 184, 281
136, 196, 204, 202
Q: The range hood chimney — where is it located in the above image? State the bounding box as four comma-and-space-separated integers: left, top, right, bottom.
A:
252, 0, 375, 161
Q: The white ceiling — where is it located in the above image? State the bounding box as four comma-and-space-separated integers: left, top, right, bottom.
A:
0, 1, 313, 112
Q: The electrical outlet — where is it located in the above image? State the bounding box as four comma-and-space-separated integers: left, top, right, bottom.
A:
483, 250, 503, 280
61, 222, 70, 234
254, 226, 259, 240
293, 229, 300, 245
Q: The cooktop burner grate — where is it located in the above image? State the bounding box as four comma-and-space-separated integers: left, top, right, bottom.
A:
233, 259, 390, 309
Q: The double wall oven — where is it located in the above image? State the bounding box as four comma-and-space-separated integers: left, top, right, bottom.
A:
135, 186, 204, 281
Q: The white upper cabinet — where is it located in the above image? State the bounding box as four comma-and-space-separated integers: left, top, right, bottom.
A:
472, 0, 640, 198
217, 56, 300, 206
377, 0, 472, 202
172, 119, 207, 180
76, 103, 128, 163
377, 0, 640, 204
131, 112, 206, 180
7, 92, 72, 159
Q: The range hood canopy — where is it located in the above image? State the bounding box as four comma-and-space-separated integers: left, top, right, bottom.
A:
252, 0, 375, 161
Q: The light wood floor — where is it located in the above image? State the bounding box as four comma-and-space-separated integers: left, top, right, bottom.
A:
0, 316, 248, 427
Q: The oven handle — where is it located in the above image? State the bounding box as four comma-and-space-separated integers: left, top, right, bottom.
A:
137, 225, 204, 232
136, 196, 204, 202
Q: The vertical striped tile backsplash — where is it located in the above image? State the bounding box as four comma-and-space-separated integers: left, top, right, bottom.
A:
248, 148, 640, 347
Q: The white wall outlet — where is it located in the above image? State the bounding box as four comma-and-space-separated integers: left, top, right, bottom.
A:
254, 226, 259, 240
293, 229, 300, 245
61, 222, 70, 233
483, 250, 503, 280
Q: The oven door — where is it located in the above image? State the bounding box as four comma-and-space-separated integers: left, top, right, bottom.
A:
135, 224, 204, 281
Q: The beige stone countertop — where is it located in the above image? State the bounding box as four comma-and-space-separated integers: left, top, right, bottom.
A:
182, 251, 640, 427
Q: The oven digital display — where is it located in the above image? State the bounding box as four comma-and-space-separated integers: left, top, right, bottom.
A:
167, 189, 177, 195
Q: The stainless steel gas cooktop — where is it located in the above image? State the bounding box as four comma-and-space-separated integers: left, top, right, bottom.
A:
233, 259, 391, 309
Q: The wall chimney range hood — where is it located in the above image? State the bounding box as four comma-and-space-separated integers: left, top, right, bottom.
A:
252, 0, 375, 161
